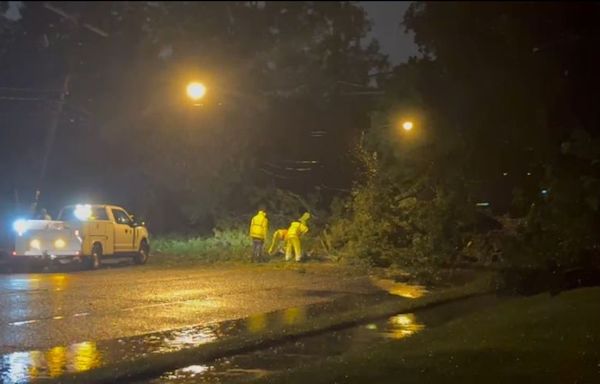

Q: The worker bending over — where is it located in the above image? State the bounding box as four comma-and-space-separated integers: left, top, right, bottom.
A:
268, 228, 288, 256
285, 212, 310, 262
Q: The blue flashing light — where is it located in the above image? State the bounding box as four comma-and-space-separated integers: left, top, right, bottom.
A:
12, 219, 28, 235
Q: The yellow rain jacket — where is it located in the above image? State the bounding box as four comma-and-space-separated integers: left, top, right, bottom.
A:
286, 221, 309, 239
285, 213, 310, 261
268, 228, 288, 255
286, 212, 310, 239
249, 210, 269, 240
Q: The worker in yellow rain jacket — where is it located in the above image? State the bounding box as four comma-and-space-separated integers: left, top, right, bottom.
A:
268, 228, 288, 256
249, 208, 269, 261
285, 212, 310, 262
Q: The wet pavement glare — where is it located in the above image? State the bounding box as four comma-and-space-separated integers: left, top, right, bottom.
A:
0, 274, 494, 384
0, 290, 387, 383
142, 295, 501, 384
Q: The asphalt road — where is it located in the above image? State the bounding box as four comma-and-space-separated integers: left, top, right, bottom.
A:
0, 263, 377, 355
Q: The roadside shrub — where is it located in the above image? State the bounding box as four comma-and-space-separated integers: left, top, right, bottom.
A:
152, 204, 329, 264
326, 161, 482, 268
500, 131, 600, 269
153, 227, 250, 264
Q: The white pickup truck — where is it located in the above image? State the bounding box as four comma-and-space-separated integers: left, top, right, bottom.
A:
11, 204, 150, 269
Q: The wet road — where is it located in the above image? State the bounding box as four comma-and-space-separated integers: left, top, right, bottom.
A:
0, 264, 378, 355
147, 295, 503, 384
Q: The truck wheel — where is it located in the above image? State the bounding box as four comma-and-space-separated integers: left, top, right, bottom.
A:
134, 241, 149, 265
84, 244, 102, 270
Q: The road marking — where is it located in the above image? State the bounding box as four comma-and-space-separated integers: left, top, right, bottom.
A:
9, 319, 39, 326
8, 313, 88, 326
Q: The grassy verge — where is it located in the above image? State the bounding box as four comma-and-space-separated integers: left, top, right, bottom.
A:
150, 229, 251, 266
261, 287, 600, 384
148, 231, 485, 281
149, 229, 334, 268
46, 273, 495, 384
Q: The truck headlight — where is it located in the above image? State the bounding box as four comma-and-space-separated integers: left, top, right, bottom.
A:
30, 239, 41, 250
54, 239, 66, 249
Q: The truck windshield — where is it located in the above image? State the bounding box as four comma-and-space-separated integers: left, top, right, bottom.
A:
59, 207, 109, 221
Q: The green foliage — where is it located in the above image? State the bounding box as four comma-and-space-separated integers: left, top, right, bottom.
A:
152, 186, 328, 264
401, 2, 600, 211
503, 131, 600, 267
0, 2, 386, 234
153, 227, 250, 264
325, 2, 600, 270
326, 129, 481, 267
99, 1, 386, 232
329, 3, 600, 270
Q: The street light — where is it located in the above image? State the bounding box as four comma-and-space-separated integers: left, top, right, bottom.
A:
186, 82, 207, 101
402, 121, 414, 131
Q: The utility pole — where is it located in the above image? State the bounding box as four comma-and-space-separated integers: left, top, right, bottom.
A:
37, 74, 70, 198
32, 2, 108, 207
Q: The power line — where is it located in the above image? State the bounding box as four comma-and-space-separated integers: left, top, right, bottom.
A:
0, 86, 62, 93
43, 2, 109, 38
259, 167, 291, 179
0, 96, 47, 102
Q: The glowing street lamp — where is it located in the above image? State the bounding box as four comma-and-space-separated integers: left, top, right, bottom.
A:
402, 121, 414, 131
186, 82, 207, 101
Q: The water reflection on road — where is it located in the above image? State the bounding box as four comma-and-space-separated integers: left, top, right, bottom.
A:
0, 274, 431, 383
0, 298, 341, 383
0, 341, 101, 383
384, 313, 426, 339
0, 274, 95, 383
0, 303, 314, 383
371, 278, 428, 299
247, 307, 307, 334
152, 296, 501, 383
151, 310, 427, 383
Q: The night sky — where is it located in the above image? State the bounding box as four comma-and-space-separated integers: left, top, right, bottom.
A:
361, 1, 419, 64
4, 1, 420, 64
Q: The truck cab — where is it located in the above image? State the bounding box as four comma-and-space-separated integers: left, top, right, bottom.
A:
12, 204, 150, 270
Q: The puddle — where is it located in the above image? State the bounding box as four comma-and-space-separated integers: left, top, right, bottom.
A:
370, 278, 428, 299
142, 314, 427, 383
143, 295, 502, 384
0, 282, 489, 384
0, 341, 101, 383
0, 292, 396, 383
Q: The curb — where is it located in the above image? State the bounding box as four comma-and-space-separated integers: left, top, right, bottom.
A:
42, 273, 496, 383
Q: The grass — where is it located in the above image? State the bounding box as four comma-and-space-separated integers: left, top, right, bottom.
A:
150, 229, 252, 265
149, 228, 333, 267
261, 287, 600, 384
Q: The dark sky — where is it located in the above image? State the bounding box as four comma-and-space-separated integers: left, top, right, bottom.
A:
1, 1, 421, 64
361, 1, 419, 64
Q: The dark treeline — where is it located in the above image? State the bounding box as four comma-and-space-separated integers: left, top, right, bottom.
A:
2, 2, 600, 271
